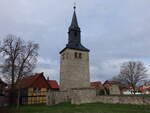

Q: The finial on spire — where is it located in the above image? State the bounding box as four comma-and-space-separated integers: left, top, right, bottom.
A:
73, 1, 76, 11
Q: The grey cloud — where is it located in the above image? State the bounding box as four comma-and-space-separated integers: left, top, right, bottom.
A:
0, 0, 150, 82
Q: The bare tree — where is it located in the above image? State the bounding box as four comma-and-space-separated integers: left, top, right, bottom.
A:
0, 35, 39, 87
15, 41, 39, 83
0, 34, 39, 106
113, 61, 147, 94
0, 35, 23, 88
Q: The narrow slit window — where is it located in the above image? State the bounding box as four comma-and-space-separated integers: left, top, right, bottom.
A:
62, 53, 65, 60
75, 52, 78, 58
79, 53, 82, 59
66, 53, 69, 59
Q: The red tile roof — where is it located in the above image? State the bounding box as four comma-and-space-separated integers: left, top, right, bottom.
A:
47, 80, 59, 89
16, 72, 50, 89
139, 86, 150, 92
90, 81, 102, 87
103, 80, 121, 86
90, 81, 104, 90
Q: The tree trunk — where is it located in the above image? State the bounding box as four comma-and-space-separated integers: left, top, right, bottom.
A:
132, 85, 136, 95
17, 89, 21, 110
11, 60, 15, 88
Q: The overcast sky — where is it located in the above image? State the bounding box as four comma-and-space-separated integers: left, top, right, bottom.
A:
0, 0, 150, 83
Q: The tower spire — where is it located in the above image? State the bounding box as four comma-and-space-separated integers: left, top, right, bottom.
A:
60, 5, 89, 54
69, 4, 79, 30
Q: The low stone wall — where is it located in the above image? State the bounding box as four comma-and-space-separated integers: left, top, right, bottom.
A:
93, 96, 150, 105
47, 88, 150, 105
72, 92, 150, 105
70, 88, 150, 105
46, 90, 70, 105
47, 88, 95, 105
71, 87, 96, 104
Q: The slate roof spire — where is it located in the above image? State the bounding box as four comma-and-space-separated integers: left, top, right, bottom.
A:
60, 6, 89, 53
69, 6, 80, 31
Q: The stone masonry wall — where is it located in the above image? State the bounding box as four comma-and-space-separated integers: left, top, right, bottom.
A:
47, 88, 150, 105
46, 90, 70, 105
109, 85, 120, 95
70, 88, 150, 105
47, 88, 95, 105
71, 88, 96, 104
93, 96, 150, 105
60, 49, 90, 91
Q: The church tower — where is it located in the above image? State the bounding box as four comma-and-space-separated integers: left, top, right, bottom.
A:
60, 6, 90, 91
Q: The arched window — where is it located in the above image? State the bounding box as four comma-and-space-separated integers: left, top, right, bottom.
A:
79, 53, 82, 59
74, 52, 78, 58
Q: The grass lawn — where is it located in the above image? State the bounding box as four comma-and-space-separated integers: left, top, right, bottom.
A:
1, 103, 150, 113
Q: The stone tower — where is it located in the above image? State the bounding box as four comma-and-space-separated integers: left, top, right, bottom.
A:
60, 7, 90, 91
